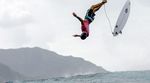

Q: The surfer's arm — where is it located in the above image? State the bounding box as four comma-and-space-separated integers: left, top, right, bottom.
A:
73, 12, 83, 24
73, 34, 81, 37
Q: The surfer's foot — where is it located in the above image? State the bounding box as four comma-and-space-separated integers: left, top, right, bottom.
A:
102, 0, 107, 3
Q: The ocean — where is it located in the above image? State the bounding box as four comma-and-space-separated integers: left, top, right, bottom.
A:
6, 71, 150, 83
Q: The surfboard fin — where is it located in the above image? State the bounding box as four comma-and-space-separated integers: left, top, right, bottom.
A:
120, 31, 122, 34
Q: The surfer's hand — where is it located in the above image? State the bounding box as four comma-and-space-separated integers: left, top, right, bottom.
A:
73, 34, 80, 37
72, 12, 77, 17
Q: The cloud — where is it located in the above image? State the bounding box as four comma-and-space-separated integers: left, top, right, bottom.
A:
0, 0, 33, 28
0, 27, 30, 49
0, 0, 33, 48
0, 0, 55, 48
0, 11, 33, 28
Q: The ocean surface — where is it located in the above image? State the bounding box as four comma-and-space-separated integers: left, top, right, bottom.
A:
7, 71, 150, 83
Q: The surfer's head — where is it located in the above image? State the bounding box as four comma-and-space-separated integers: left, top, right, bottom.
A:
80, 32, 88, 40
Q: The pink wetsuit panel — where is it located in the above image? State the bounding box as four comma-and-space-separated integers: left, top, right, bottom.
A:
81, 19, 90, 36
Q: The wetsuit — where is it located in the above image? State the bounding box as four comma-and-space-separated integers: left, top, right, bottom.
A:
81, 9, 95, 36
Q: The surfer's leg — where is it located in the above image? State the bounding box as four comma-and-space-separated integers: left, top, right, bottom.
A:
90, 0, 107, 13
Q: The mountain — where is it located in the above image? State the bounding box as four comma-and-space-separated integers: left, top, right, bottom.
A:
0, 63, 25, 82
0, 47, 107, 80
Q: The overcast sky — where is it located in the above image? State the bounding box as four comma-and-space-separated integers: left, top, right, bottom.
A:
0, 0, 150, 72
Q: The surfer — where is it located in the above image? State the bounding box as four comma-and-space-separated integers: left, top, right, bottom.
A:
73, 0, 107, 40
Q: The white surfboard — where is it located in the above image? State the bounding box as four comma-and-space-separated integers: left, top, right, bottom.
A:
113, 0, 131, 36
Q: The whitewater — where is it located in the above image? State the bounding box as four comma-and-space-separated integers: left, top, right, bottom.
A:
7, 71, 150, 83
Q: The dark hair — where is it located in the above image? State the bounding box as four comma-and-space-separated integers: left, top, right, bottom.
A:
80, 32, 87, 40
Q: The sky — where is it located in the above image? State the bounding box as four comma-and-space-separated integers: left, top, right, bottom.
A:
0, 0, 150, 72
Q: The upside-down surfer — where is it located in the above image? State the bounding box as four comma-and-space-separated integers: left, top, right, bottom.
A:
73, 0, 107, 40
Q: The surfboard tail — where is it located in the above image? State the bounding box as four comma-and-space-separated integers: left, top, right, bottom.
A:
112, 32, 118, 36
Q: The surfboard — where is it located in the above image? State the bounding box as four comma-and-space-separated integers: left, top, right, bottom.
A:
113, 0, 131, 36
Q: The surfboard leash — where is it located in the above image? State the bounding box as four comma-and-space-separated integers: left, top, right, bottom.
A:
104, 4, 113, 34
